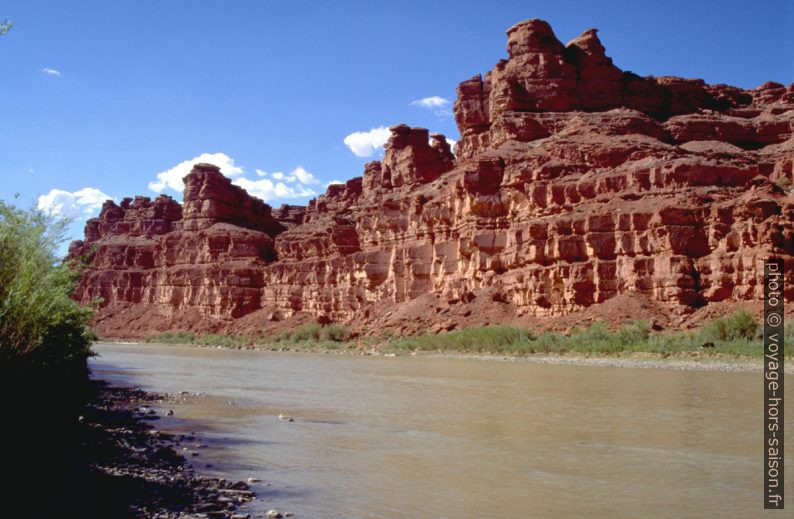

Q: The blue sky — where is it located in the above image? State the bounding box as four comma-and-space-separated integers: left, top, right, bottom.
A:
1, 0, 792, 245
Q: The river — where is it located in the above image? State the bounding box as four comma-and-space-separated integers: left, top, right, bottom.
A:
90, 343, 791, 518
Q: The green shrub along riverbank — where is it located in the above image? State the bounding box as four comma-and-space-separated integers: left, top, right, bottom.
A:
146, 309, 792, 359
0, 200, 95, 377
0, 199, 96, 514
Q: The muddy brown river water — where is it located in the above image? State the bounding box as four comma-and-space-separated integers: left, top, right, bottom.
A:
90, 343, 791, 518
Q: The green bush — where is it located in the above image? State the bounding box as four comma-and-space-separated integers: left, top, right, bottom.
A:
146, 331, 246, 347
616, 320, 651, 345
579, 321, 612, 342
390, 325, 534, 353
278, 323, 352, 343
1, 198, 96, 516
530, 331, 566, 352
290, 323, 322, 341
132, 306, 780, 359
320, 324, 351, 342
705, 309, 759, 341
383, 311, 784, 358
0, 199, 94, 376
147, 331, 197, 344
195, 333, 245, 347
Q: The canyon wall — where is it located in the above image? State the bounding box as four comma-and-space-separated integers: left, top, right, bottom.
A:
71, 19, 794, 337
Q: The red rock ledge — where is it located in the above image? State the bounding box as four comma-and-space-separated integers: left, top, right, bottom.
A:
70, 19, 794, 338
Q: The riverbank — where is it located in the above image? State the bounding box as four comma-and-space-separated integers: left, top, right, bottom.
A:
128, 310, 790, 371
428, 351, 781, 373
101, 339, 791, 374
71, 381, 257, 518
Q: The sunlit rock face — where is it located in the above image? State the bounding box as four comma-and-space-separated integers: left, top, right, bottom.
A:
71, 20, 794, 337
70, 165, 283, 331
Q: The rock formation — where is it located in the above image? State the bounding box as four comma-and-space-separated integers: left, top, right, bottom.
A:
71, 19, 794, 337
70, 166, 283, 331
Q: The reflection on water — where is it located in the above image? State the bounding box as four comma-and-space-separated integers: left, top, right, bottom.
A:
90, 343, 791, 518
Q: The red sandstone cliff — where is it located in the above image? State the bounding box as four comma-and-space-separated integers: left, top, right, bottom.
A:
71, 19, 794, 338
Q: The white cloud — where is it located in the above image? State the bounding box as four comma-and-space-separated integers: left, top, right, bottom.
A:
429, 137, 458, 148
233, 178, 317, 202
410, 96, 450, 109
326, 180, 344, 187
148, 152, 243, 192
41, 68, 61, 77
411, 96, 453, 118
292, 166, 320, 185
37, 187, 111, 218
343, 126, 391, 157
255, 166, 320, 186
150, 153, 321, 203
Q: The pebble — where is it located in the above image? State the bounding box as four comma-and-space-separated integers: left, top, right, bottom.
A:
266, 510, 283, 518
88, 384, 257, 517
166, 409, 174, 416
278, 414, 294, 422
218, 488, 254, 497
247, 477, 261, 483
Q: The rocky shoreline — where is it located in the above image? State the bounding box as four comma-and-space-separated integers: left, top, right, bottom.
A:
79, 381, 261, 518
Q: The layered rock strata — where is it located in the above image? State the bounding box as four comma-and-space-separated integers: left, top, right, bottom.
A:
71, 19, 794, 337
70, 164, 283, 329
